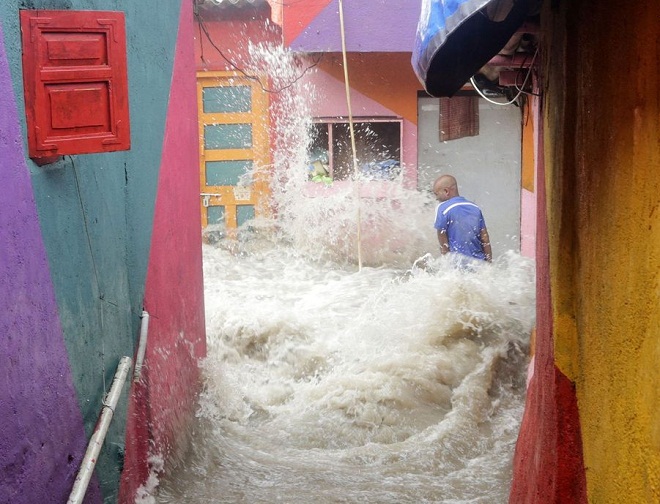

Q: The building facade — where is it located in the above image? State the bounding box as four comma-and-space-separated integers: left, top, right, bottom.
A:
194, 0, 534, 259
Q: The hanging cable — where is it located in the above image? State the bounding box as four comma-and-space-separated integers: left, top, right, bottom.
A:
195, 13, 322, 94
338, 0, 362, 271
470, 48, 539, 106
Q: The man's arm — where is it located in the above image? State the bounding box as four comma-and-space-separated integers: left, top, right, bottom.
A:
437, 229, 450, 255
480, 227, 492, 262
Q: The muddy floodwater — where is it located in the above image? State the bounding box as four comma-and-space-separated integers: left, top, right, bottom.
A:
153, 239, 535, 504
151, 42, 534, 504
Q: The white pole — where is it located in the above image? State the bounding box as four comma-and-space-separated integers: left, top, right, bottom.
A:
338, 0, 363, 271
68, 356, 132, 504
134, 311, 150, 382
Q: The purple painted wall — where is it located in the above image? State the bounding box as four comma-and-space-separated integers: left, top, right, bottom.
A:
0, 26, 100, 504
290, 0, 422, 53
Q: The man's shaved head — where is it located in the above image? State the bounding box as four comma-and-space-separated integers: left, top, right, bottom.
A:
433, 174, 459, 202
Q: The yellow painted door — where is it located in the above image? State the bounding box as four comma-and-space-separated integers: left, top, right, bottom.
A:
197, 72, 271, 233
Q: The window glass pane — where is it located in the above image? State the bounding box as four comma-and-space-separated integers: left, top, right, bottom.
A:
237, 205, 255, 227
203, 86, 251, 113
206, 160, 253, 186
207, 205, 225, 225
204, 124, 252, 150
307, 123, 330, 181
331, 122, 401, 181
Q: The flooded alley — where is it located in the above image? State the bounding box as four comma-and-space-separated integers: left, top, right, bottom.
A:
154, 240, 535, 503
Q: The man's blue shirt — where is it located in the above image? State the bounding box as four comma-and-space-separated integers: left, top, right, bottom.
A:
434, 196, 487, 260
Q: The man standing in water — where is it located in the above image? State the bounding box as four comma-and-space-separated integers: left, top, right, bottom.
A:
433, 174, 492, 263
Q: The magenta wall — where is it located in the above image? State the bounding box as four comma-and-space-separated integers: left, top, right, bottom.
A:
119, 1, 205, 501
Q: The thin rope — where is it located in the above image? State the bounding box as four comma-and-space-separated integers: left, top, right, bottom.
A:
338, 0, 362, 270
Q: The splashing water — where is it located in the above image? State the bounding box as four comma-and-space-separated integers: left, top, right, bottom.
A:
155, 246, 534, 503
231, 42, 439, 268
153, 44, 535, 503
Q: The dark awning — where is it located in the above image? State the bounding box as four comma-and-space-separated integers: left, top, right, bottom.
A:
412, 0, 534, 97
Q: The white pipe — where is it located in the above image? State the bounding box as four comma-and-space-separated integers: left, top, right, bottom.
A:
68, 356, 132, 504
134, 311, 150, 382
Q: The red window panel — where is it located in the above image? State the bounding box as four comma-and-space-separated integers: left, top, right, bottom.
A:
439, 95, 479, 142
20, 10, 130, 161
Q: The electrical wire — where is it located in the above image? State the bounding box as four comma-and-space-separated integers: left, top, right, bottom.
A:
338, 0, 362, 271
470, 47, 538, 106
514, 50, 541, 97
70, 155, 107, 393
196, 13, 322, 94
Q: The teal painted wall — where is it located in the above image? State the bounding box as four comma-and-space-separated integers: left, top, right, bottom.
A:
1, 1, 181, 501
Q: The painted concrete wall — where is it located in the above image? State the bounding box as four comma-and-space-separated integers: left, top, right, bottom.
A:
0, 23, 102, 504
417, 96, 523, 256
0, 1, 205, 502
283, 0, 421, 53
194, 11, 281, 73
511, 0, 660, 502
305, 57, 421, 189
119, 1, 205, 502
509, 111, 587, 503
519, 98, 538, 258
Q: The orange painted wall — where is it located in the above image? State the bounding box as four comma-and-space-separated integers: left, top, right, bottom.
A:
319, 53, 423, 125
521, 100, 535, 193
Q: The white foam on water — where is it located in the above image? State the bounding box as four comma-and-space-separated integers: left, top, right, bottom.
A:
135, 454, 165, 504
155, 245, 534, 503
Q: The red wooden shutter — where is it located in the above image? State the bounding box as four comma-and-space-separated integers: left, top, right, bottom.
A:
20, 10, 130, 160
439, 96, 479, 141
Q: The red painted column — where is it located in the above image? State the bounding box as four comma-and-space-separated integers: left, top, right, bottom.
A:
509, 101, 587, 503
119, 0, 205, 500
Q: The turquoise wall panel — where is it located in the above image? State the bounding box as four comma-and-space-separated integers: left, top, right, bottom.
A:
203, 85, 251, 113
237, 204, 255, 227
204, 123, 252, 149
205, 160, 252, 186
207, 205, 226, 225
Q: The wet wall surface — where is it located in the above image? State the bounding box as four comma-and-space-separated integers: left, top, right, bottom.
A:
512, 0, 660, 502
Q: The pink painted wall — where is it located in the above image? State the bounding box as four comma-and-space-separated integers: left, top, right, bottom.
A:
194, 13, 281, 72
119, 1, 205, 501
304, 67, 417, 187
520, 190, 536, 257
